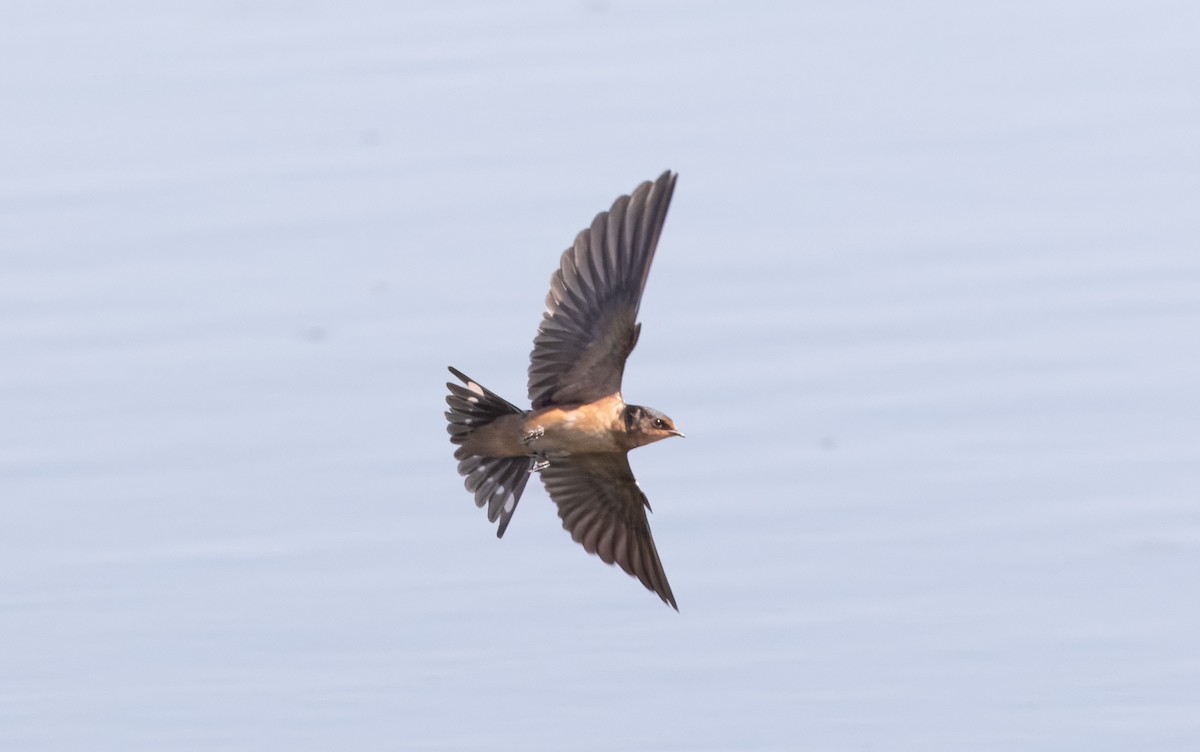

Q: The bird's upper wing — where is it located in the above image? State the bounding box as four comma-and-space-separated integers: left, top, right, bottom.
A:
528, 171, 677, 409
538, 453, 677, 609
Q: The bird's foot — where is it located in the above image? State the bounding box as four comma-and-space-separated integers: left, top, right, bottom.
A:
527, 453, 550, 473
520, 425, 545, 444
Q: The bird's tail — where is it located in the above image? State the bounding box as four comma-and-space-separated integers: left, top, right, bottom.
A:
444, 366, 531, 537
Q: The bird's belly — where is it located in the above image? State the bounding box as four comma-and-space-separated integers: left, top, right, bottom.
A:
527, 397, 625, 455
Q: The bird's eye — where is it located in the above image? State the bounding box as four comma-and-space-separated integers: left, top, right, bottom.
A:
653, 419, 667, 429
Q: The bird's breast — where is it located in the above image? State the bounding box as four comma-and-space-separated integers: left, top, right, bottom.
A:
526, 394, 627, 454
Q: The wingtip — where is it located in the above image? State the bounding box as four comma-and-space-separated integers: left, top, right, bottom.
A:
659, 580, 679, 611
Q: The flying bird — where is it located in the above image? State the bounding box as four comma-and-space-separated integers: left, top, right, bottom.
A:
445, 170, 684, 609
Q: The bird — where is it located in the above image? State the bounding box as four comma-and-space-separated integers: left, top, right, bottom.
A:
444, 170, 684, 609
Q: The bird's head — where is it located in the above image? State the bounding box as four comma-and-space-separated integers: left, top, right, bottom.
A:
625, 405, 685, 448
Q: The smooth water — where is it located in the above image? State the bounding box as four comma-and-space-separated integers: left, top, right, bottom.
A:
3, 2, 1199, 750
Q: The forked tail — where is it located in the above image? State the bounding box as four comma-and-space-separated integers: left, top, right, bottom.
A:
444, 366, 530, 537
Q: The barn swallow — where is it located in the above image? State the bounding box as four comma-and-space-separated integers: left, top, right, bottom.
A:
444, 170, 683, 609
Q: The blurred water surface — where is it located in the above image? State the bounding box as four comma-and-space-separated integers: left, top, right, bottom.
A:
2, 2, 1199, 750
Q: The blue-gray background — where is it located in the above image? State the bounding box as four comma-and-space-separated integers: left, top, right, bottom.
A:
3, 2, 1198, 749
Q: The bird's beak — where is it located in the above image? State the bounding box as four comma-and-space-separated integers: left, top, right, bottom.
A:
669, 429, 686, 438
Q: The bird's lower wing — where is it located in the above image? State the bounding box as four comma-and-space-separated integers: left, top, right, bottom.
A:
538, 453, 677, 609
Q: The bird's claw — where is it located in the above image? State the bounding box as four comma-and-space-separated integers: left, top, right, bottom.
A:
521, 425, 545, 445
527, 454, 550, 473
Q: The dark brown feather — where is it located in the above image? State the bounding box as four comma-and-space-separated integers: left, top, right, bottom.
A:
528, 171, 677, 409
538, 453, 677, 610
445, 367, 530, 537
